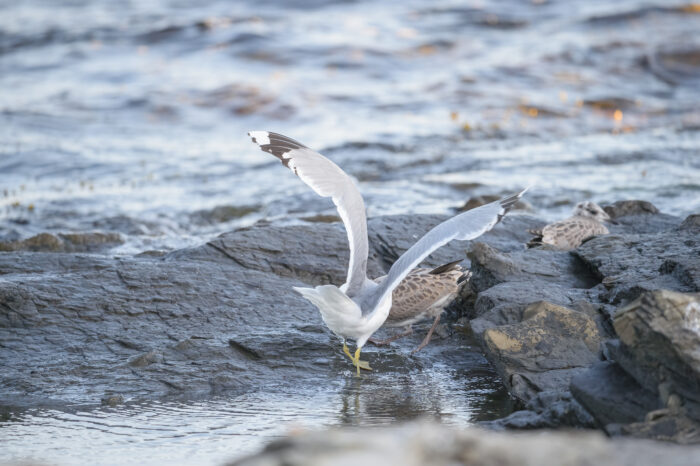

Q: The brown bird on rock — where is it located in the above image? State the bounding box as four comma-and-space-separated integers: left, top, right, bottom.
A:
370, 259, 469, 353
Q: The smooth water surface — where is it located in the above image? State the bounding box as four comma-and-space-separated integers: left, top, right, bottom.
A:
2, 356, 510, 465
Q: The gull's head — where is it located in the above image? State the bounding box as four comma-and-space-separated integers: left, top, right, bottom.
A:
572, 201, 614, 223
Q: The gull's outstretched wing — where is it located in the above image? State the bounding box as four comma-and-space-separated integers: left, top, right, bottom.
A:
366, 189, 527, 313
248, 131, 369, 296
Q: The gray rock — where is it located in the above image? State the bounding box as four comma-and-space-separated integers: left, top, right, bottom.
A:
680, 214, 700, 232
571, 361, 660, 426
0, 213, 515, 409
613, 290, 700, 421
484, 390, 595, 429
0, 231, 123, 253
574, 231, 699, 309
228, 420, 700, 466
604, 199, 659, 217
482, 301, 603, 403
0, 249, 326, 406
615, 413, 700, 444
464, 201, 700, 440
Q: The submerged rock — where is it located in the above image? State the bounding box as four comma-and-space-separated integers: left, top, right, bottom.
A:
228, 421, 700, 466
0, 231, 123, 253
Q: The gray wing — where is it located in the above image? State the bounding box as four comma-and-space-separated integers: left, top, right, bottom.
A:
365, 189, 527, 313
248, 131, 369, 296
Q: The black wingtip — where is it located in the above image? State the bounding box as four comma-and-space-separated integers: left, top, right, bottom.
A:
499, 187, 528, 212
496, 187, 528, 224
247, 131, 308, 165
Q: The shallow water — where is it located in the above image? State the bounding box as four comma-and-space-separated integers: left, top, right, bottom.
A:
1, 0, 700, 464
2, 351, 510, 465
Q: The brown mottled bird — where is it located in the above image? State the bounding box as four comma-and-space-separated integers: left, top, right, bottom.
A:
528, 201, 615, 250
370, 259, 469, 353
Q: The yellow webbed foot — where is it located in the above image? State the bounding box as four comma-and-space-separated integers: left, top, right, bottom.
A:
342, 343, 372, 373
353, 347, 371, 375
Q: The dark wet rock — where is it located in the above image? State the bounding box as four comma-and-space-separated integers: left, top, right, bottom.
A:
457, 195, 531, 213
0, 231, 123, 253
603, 200, 679, 234
466, 235, 603, 338
470, 282, 595, 337
465, 201, 700, 438
189, 204, 259, 225
2, 200, 697, 446
613, 291, 700, 419
228, 420, 700, 466
570, 291, 700, 443
0, 213, 515, 409
604, 200, 659, 217
680, 214, 700, 231
201, 214, 541, 290
482, 301, 602, 404
198, 222, 386, 286
571, 361, 660, 426
615, 413, 700, 444
483, 390, 594, 430
90, 215, 167, 236
101, 394, 124, 406
574, 227, 699, 310
128, 349, 164, 368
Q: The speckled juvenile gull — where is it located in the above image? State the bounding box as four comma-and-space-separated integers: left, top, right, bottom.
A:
528, 201, 614, 250
371, 259, 470, 353
249, 131, 527, 375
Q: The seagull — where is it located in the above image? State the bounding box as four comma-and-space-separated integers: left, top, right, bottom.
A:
527, 201, 616, 250
248, 131, 527, 375
371, 259, 471, 353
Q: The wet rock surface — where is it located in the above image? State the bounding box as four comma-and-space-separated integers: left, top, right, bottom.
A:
482, 301, 602, 404
228, 421, 700, 466
572, 290, 700, 444
2, 199, 700, 448
467, 201, 700, 441
0, 231, 124, 253
0, 214, 510, 410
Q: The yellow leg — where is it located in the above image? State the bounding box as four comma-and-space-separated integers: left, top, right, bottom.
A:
342, 343, 372, 372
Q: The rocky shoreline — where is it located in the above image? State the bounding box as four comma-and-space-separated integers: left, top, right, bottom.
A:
466, 200, 699, 443
1, 199, 699, 454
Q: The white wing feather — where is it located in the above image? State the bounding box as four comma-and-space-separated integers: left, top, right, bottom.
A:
366, 189, 527, 312
248, 131, 369, 297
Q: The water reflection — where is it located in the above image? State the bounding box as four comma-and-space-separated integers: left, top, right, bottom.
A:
2, 363, 508, 466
